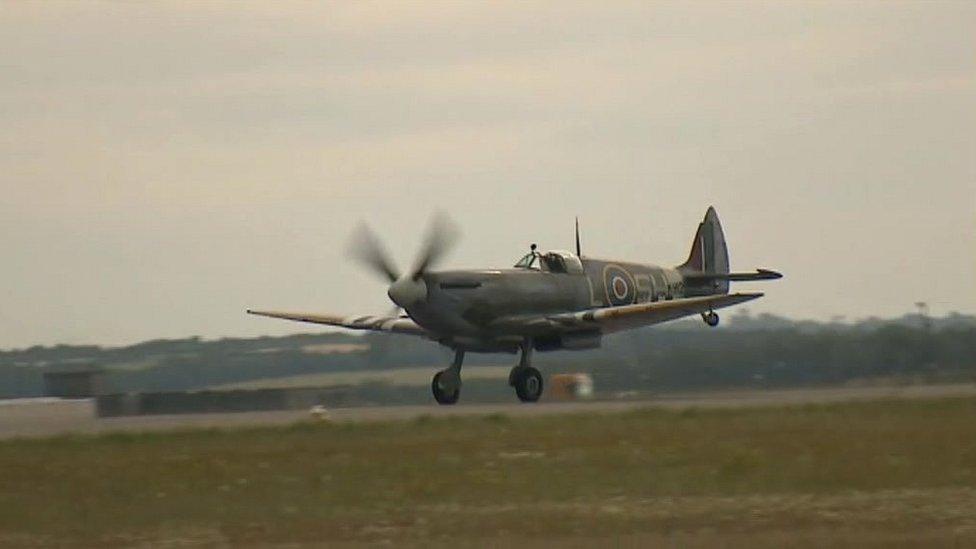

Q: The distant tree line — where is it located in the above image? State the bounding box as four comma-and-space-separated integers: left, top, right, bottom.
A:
553, 323, 976, 394
0, 313, 973, 399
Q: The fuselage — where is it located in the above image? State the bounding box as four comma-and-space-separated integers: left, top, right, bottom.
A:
403, 252, 715, 351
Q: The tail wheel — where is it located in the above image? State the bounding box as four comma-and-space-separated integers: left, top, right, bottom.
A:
703, 311, 720, 327
513, 366, 544, 403
431, 371, 460, 405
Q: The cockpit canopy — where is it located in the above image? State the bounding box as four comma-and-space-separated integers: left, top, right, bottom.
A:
513, 249, 584, 274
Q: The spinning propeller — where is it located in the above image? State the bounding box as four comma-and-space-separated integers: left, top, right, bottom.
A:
348, 213, 458, 310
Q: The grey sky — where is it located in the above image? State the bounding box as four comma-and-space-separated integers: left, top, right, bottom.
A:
1, 1, 974, 349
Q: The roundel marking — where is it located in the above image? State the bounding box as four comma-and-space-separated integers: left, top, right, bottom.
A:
611, 276, 628, 300
602, 264, 636, 306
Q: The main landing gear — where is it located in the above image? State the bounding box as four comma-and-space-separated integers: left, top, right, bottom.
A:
702, 310, 720, 327
430, 341, 545, 405
432, 350, 463, 405
509, 340, 543, 403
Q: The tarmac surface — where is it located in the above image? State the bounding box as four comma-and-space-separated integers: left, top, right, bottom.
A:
2, 383, 976, 440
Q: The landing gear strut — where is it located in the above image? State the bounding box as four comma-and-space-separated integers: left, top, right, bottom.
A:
702, 310, 720, 327
432, 350, 464, 405
509, 340, 543, 403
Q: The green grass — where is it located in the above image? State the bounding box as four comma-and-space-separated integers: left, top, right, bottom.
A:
2, 397, 976, 546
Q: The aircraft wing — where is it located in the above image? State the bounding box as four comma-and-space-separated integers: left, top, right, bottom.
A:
246, 309, 430, 337
544, 293, 763, 334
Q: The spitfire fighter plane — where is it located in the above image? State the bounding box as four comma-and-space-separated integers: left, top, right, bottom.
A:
248, 207, 781, 404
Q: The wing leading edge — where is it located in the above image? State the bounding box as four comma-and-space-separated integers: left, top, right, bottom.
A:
249, 293, 761, 341
246, 309, 429, 337
546, 293, 764, 334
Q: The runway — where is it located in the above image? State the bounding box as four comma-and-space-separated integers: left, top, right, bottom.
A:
2, 383, 975, 440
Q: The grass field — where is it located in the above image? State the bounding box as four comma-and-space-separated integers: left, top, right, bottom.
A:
2, 398, 976, 547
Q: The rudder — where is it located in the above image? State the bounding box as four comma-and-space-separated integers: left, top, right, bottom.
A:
679, 206, 730, 293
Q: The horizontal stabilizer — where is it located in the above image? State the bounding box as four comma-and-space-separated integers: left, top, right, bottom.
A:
685, 268, 783, 282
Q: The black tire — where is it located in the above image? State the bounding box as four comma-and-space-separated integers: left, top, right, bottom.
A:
432, 371, 460, 405
705, 312, 720, 327
513, 366, 543, 403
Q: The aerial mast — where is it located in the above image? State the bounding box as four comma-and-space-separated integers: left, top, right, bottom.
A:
575, 217, 582, 257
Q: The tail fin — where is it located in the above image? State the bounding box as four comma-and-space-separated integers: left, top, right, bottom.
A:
679, 206, 730, 293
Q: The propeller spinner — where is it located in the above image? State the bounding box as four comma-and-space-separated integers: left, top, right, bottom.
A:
348, 213, 458, 310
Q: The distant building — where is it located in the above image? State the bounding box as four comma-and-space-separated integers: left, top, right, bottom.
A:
43, 366, 106, 398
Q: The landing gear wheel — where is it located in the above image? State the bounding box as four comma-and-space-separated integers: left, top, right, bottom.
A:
513, 366, 544, 403
432, 371, 460, 405
703, 311, 720, 327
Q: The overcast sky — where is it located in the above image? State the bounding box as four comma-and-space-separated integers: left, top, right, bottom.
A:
1, 1, 974, 349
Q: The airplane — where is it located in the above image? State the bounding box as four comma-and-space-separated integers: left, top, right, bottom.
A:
248, 207, 782, 404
